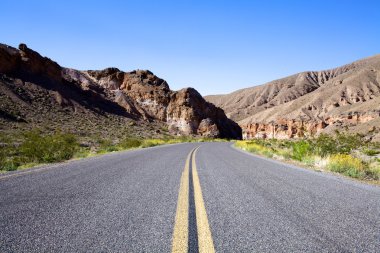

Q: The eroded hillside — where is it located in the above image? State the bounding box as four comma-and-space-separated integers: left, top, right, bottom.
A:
206, 55, 380, 141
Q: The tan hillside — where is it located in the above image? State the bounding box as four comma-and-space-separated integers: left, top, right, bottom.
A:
205, 55, 380, 141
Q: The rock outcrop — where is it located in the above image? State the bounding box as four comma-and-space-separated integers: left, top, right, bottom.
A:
0, 43, 241, 139
206, 54, 380, 141
63, 67, 241, 138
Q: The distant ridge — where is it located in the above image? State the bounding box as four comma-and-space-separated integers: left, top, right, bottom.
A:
206, 54, 380, 141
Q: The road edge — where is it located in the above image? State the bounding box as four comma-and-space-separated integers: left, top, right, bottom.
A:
230, 143, 380, 190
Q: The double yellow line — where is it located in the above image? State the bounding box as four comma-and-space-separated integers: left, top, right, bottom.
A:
172, 147, 215, 253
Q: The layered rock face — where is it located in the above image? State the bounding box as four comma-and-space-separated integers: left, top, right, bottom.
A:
206, 55, 380, 141
242, 120, 328, 139
63, 67, 241, 138
0, 43, 241, 139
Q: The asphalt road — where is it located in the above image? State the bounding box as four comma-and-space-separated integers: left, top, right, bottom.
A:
0, 142, 379, 252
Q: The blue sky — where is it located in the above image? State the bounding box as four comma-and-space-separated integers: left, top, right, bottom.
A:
1, 0, 379, 95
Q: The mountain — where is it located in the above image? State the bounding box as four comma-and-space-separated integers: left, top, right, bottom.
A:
206, 55, 380, 141
0, 43, 241, 139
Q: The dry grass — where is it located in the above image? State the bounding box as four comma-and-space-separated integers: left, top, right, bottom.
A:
0, 131, 229, 172
327, 154, 364, 178
235, 134, 380, 181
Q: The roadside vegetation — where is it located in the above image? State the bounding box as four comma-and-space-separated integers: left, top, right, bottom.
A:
0, 130, 227, 172
235, 132, 380, 182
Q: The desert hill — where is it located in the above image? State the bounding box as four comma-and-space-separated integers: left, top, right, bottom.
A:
0, 43, 241, 139
206, 55, 380, 141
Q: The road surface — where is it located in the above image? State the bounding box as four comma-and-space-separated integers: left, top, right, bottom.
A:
0, 142, 379, 252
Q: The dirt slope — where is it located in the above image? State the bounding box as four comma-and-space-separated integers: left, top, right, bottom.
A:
206, 55, 380, 141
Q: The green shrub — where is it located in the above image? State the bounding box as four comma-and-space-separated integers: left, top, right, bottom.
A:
262, 150, 274, 158
141, 139, 166, 148
276, 140, 292, 149
363, 149, 379, 156
235, 135, 378, 181
0, 146, 20, 171
302, 156, 316, 166
235, 140, 275, 157
277, 149, 292, 160
292, 141, 312, 161
328, 154, 364, 178
334, 132, 364, 154
166, 136, 186, 143
313, 132, 365, 157
313, 134, 338, 157
1, 160, 19, 171
0, 147, 6, 166
1, 138, 21, 171
19, 131, 78, 163
73, 147, 91, 159
119, 138, 142, 149
97, 138, 118, 153
366, 165, 380, 180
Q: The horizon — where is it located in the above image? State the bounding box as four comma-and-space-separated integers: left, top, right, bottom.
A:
1, 0, 379, 96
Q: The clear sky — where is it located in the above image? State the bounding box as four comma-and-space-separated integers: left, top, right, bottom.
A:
1, 0, 379, 95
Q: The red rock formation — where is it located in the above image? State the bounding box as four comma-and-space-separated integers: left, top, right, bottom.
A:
65, 67, 241, 138
0, 43, 242, 139
242, 113, 379, 140
243, 120, 328, 140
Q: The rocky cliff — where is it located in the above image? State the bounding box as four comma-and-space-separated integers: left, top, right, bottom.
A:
206, 55, 380, 141
0, 43, 241, 139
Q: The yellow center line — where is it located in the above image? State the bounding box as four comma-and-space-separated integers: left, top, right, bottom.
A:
172, 148, 194, 253
171, 146, 215, 253
192, 147, 215, 253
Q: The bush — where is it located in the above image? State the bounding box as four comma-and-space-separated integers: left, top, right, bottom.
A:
97, 138, 119, 153
0, 146, 6, 166
0, 146, 20, 171
335, 132, 364, 154
0, 161, 19, 171
119, 138, 142, 149
366, 165, 380, 180
328, 154, 364, 178
363, 149, 379, 156
141, 139, 166, 148
19, 131, 79, 163
1, 138, 20, 171
313, 132, 365, 157
235, 140, 276, 158
313, 134, 339, 157
235, 134, 378, 181
278, 140, 293, 149
292, 141, 311, 161
301, 156, 316, 166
